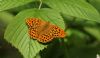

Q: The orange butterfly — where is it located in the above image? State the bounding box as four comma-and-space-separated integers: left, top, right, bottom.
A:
26, 18, 65, 43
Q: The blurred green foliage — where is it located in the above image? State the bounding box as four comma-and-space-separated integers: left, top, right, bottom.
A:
0, 0, 100, 58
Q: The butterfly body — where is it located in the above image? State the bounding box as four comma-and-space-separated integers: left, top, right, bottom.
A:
26, 18, 65, 43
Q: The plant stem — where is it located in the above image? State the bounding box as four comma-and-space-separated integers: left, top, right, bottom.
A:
38, 0, 42, 10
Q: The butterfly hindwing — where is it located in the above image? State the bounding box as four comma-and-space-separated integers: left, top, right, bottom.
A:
38, 33, 54, 43
50, 25, 65, 38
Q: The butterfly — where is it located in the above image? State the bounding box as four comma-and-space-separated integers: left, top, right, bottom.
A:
26, 18, 65, 43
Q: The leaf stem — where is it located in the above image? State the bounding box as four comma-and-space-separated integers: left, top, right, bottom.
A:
38, 0, 42, 10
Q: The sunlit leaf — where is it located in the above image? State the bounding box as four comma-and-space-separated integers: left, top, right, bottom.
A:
43, 0, 100, 23
4, 8, 65, 58
0, 0, 34, 11
88, 0, 100, 12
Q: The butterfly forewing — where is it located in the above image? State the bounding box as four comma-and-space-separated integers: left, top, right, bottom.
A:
26, 18, 42, 28
28, 28, 38, 39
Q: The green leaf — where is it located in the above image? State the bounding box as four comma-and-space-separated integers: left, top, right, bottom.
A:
0, 0, 34, 11
83, 21, 100, 41
0, 11, 14, 24
64, 46, 98, 58
88, 0, 100, 13
67, 29, 89, 47
64, 29, 99, 58
0, 11, 14, 38
4, 8, 65, 58
84, 26, 100, 41
35, 53, 41, 58
43, 0, 100, 23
